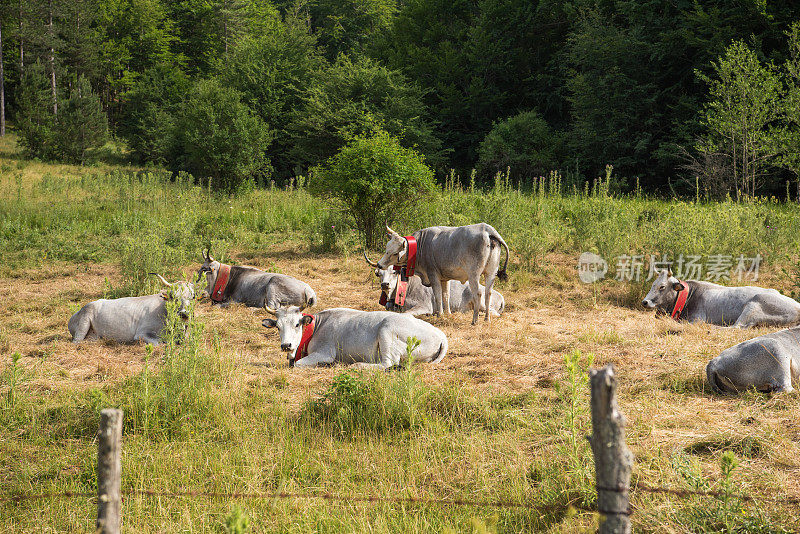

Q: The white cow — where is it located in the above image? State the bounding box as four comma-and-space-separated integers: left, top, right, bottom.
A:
68, 274, 194, 345
262, 305, 448, 369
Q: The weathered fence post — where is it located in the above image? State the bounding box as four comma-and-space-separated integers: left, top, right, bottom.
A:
590, 365, 632, 534
97, 408, 123, 534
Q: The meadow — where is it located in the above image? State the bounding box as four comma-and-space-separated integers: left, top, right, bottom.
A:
1, 133, 800, 533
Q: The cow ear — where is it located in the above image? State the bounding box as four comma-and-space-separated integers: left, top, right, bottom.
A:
672, 282, 684, 292
159, 289, 170, 300
262, 318, 277, 329
300, 315, 313, 326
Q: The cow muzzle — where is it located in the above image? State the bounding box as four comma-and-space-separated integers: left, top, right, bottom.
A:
642, 300, 654, 309
280, 343, 293, 352
381, 283, 390, 290
179, 310, 190, 320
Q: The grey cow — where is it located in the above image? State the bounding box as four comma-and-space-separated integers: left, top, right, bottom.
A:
198, 250, 316, 309
642, 269, 800, 327
262, 305, 448, 369
365, 257, 505, 317
707, 327, 800, 393
370, 223, 510, 324
68, 274, 194, 345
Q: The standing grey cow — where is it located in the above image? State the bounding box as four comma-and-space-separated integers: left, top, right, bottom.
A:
369, 223, 509, 324
707, 327, 800, 393
262, 305, 448, 369
642, 269, 800, 327
198, 250, 316, 309
68, 274, 194, 345
365, 258, 505, 317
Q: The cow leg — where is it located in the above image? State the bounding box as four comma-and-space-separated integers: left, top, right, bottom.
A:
134, 333, 160, 346
468, 274, 481, 325
483, 272, 497, 323
294, 352, 335, 368
430, 274, 444, 316
441, 280, 451, 314
733, 303, 763, 328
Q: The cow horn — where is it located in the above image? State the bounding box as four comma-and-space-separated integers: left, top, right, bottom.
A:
264, 305, 278, 315
363, 251, 379, 267
150, 273, 173, 287
202, 248, 209, 261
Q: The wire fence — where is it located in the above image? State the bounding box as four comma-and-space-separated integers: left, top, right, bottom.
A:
3, 482, 799, 512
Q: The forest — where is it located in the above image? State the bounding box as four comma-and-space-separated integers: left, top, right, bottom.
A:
4, 0, 800, 196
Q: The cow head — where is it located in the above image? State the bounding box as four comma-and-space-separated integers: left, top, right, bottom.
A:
153, 274, 195, 320
642, 269, 684, 311
375, 226, 408, 270
364, 252, 399, 296
262, 304, 311, 355
198, 248, 221, 298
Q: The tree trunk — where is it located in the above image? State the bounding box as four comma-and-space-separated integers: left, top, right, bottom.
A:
18, 0, 24, 74
0, 17, 5, 137
48, 0, 57, 116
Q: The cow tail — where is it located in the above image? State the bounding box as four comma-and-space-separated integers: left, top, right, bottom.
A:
489, 229, 510, 281
706, 363, 726, 394
432, 336, 448, 364
304, 286, 317, 308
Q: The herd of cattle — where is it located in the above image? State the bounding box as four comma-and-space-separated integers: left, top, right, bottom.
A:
67, 223, 799, 393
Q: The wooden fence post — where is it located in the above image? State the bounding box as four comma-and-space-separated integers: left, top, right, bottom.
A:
97, 408, 123, 534
590, 365, 632, 534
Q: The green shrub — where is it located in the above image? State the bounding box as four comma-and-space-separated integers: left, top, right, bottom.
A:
310, 131, 436, 247
172, 79, 272, 193
477, 110, 558, 181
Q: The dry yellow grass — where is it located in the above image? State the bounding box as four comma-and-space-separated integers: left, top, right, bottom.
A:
2, 248, 799, 511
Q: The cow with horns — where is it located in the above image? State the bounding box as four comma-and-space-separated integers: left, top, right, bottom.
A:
365, 223, 510, 324
262, 304, 448, 369
365, 256, 505, 317
198, 249, 317, 309
68, 274, 196, 345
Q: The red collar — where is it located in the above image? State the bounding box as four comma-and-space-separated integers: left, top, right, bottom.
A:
379, 236, 417, 307
293, 314, 316, 363
211, 264, 231, 302
404, 236, 417, 277
671, 280, 689, 320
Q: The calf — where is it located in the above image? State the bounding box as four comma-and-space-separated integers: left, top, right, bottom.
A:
642, 269, 800, 327
68, 274, 194, 345
368, 223, 510, 324
198, 250, 316, 309
707, 327, 800, 393
262, 305, 448, 369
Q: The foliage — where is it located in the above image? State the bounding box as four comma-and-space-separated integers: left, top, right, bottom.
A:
52, 76, 109, 163
309, 132, 436, 247
119, 65, 191, 163
15, 68, 107, 163
696, 40, 784, 197
289, 55, 443, 170
172, 78, 272, 192
477, 110, 558, 180
308, 0, 397, 59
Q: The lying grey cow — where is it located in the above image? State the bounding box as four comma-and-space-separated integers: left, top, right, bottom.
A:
198, 250, 316, 309
68, 274, 194, 345
365, 258, 505, 317
642, 269, 800, 327
707, 327, 800, 393
262, 305, 448, 369
369, 223, 509, 324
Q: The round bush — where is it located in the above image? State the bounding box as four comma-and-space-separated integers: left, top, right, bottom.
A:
310, 132, 436, 247
478, 110, 557, 180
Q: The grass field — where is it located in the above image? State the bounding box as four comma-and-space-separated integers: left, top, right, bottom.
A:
1, 134, 800, 533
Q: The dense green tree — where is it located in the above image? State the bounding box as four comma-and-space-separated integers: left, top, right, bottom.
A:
54, 74, 108, 163
289, 55, 444, 170
220, 17, 322, 176
310, 131, 436, 247
15, 62, 56, 158
119, 64, 190, 163
477, 111, 558, 180
172, 78, 272, 192
308, 0, 397, 60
